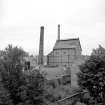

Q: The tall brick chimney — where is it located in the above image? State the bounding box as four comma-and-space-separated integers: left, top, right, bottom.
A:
38, 26, 44, 65
58, 24, 60, 40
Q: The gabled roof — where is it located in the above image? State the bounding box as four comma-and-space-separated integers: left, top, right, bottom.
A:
53, 38, 82, 50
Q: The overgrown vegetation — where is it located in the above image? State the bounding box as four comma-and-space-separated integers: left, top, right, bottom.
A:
2, 44, 105, 105
0, 45, 45, 105
78, 45, 105, 105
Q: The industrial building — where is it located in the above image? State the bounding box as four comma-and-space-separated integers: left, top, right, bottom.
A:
47, 25, 82, 67
37, 24, 87, 87
47, 38, 82, 67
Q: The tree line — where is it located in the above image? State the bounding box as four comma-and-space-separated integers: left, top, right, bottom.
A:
0, 44, 105, 105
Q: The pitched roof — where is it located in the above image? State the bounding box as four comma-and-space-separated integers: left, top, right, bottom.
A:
53, 38, 82, 50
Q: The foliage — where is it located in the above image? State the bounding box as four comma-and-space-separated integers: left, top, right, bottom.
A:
0, 45, 45, 105
19, 70, 45, 105
77, 45, 105, 105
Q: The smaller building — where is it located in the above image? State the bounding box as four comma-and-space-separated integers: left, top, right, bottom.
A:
40, 66, 71, 87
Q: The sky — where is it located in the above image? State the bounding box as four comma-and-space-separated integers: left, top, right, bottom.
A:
0, 0, 105, 55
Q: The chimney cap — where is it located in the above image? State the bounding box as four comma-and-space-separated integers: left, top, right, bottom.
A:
58, 24, 60, 26
41, 26, 44, 29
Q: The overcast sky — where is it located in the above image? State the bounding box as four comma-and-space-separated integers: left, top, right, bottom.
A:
0, 0, 105, 55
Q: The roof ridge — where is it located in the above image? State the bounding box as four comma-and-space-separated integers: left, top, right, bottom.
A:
57, 38, 79, 42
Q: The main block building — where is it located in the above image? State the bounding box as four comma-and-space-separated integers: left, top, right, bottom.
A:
47, 38, 82, 67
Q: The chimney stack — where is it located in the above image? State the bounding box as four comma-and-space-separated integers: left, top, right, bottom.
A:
38, 26, 44, 65
58, 24, 60, 40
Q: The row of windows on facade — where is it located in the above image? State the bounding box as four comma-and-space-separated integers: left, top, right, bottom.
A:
54, 51, 76, 55
48, 56, 76, 59
48, 57, 76, 63
47, 62, 72, 67
48, 55, 76, 57
51, 49, 76, 55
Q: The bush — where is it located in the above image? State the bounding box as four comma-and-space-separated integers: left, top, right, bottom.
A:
0, 45, 45, 105
77, 45, 105, 105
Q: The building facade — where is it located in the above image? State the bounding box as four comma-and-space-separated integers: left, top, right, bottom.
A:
47, 38, 82, 67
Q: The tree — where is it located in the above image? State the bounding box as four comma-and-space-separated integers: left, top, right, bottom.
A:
19, 70, 45, 105
77, 45, 105, 105
0, 45, 45, 105
0, 45, 26, 105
